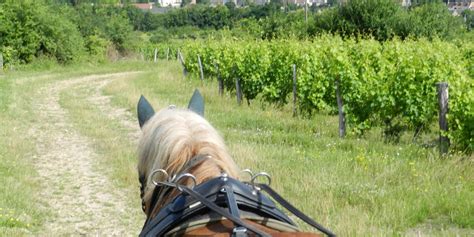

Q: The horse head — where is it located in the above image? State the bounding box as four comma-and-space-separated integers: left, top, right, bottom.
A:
137, 89, 239, 219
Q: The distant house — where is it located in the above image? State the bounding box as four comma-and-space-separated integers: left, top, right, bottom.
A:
288, 0, 328, 6
447, 0, 473, 9
131, 1, 196, 9
400, 0, 411, 7
401, 0, 474, 9
132, 3, 153, 10
254, 0, 270, 5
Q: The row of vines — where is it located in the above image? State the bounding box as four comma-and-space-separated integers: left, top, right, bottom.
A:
142, 36, 473, 152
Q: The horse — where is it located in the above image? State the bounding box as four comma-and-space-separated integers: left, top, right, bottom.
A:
136, 90, 335, 237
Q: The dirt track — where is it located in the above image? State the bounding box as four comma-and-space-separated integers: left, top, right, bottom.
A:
29, 73, 143, 236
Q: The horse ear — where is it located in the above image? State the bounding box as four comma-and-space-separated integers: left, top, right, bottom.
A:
137, 95, 155, 129
187, 89, 204, 117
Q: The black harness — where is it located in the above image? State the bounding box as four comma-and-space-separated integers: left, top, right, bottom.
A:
139, 173, 336, 237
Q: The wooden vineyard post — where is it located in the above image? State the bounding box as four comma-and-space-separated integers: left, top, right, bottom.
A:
437, 82, 449, 155
292, 64, 297, 117
154, 48, 158, 62
197, 54, 204, 83
0, 53, 3, 72
215, 62, 223, 96
166, 48, 170, 61
235, 77, 242, 106
304, 0, 308, 23
335, 78, 346, 138
178, 50, 187, 77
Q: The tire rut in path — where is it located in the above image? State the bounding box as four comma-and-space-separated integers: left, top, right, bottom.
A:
30, 72, 143, 236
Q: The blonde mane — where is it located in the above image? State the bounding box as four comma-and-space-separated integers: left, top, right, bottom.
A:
138, 107, 239, 217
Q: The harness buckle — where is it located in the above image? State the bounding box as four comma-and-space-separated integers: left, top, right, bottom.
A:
232, 226, 248, 237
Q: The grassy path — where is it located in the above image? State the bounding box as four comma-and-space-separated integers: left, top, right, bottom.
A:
0, 63, 150, 236
29, 73, 142, 235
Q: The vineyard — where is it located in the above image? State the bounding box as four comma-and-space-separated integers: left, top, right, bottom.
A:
142, 36, 473, 152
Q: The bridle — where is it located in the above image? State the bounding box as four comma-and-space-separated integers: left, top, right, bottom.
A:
139, 154, 212, 219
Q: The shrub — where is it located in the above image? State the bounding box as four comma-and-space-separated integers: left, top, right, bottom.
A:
312, 0, 467, 41
0, 1, 85, 64
85, 34, 111, 62
404, 3, 465, 40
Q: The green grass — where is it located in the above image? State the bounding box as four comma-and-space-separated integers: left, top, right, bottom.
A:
0, 69, 53, 235
0, 60, 472, 236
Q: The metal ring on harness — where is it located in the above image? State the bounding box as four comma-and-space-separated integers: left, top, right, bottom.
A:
251, 172, 272, 186
149, 169, 169, 186
240, 169, 254, 182
174, 173, 197, 191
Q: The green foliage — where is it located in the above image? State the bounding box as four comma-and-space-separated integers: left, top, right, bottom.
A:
196, 0, 210, 5
149, 26, 228, 43
462, 10, 474, 31
180, 0, 192, 7
259, 11, 309, 40
0, 1, 85, 64
162, 5, 233, 30
104, 15, 137, 53
0, 1, 141, 64
403, 3, 465, 40
35, 6, 86, 62
162, 36, 474, 152
124, 5, 146, 31
312, 1, 467, 41
338, 0, 401, 41
73, 5, 138, 54
225, 1, 236, 11
84, 34, 111, 62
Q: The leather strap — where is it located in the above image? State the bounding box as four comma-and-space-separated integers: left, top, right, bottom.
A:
180, 154, 210, 174
223, 185, 241, 218
223, 185, 247, 236
257, 184, 336, 237
179, 185, 271, 237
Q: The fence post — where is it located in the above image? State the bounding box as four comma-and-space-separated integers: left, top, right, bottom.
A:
236, 77, 242, 106
154, 48, 158, 62
292, 64, 297, 117
336, 78, 346, 138
437, 82, 449, 155
304, 0, 308, 23
0, 53, 3, 72
166, 48, 170, 61
198, 54, 204, 83
178, 50, 187, 77
215, 62, 223, 96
